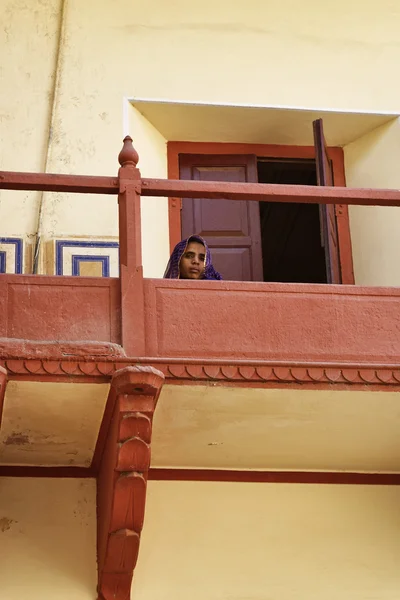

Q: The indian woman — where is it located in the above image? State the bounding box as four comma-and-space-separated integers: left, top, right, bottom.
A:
163, 235, 222, 280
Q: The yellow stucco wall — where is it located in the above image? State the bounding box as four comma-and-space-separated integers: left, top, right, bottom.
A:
344, 119, 400, 286
2, 0, 400, 277
133, 480, 400, 600
54, 0, 400, 117
0, 477, 96, 599
128, 106, 169, 278
0, 0, 62, 259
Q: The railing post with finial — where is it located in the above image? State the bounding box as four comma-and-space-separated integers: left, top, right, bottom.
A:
117, 136, 145, 356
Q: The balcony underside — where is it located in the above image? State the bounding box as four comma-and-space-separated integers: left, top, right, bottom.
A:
0, 379, 399, 474
152, 385, 400, 473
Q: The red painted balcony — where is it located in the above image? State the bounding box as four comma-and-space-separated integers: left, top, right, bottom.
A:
1, 134, 399, 475
1, 136, 400, 370
1, 136, 400, 468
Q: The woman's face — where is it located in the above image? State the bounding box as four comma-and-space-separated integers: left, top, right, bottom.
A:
179, 241, 206, 279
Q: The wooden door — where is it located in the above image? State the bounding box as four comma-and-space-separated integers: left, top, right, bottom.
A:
313, 119, 341, 283
180, 154, 263, 281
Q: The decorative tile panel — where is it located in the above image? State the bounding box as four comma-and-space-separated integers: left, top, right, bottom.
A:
0, 238, 23, 274
0, 252, 6, 274
55, 240, 119, 277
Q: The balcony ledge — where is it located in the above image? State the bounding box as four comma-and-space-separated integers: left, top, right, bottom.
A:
0, 275, 399, 369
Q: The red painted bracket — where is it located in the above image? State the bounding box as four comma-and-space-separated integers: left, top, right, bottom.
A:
97, 365, 164, 600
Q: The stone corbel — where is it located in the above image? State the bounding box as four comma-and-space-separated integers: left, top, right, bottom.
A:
97, 366, 164, 600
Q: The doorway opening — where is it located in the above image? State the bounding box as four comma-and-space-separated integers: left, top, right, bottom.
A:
171, 141, 353, 284
257, 158, 327, 283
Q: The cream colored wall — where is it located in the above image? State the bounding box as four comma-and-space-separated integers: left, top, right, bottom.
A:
134, 480, 400, 600
344, 119, 400, 286
0, 477, 96, 599
3, 0, 400, 276
59, 0, 400, 115
0, 0, 62, 268
128, 106, 168, 278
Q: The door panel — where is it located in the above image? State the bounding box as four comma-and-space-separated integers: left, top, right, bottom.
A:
194, 196, 250, 235
313, 119, 341, 284
211, 247, 252, 282
180, 155, 263, 281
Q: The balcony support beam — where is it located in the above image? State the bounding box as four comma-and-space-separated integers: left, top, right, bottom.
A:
96, 365, 164, 600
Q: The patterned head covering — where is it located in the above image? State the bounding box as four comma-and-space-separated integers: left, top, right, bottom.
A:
163, 235, 222, 280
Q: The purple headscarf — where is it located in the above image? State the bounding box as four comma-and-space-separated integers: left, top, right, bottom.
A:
163, 235, 222, 280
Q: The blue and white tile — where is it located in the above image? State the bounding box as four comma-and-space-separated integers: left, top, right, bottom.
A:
0, 238, 23, 274
55, 239, 119, 277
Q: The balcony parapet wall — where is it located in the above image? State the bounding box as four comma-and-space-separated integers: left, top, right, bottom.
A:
143, 279, 400, 364
1, 276, 398, 368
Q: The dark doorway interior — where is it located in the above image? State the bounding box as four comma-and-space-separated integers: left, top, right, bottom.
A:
257, 159, 327, 283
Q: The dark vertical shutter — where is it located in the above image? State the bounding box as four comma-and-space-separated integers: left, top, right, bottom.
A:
313, 119, 341, 284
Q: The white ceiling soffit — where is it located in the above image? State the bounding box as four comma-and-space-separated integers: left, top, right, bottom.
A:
130, 98, 398, 147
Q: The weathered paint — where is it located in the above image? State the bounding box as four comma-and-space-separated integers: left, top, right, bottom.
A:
0, 0, 63, 246
0, 381, 109, 466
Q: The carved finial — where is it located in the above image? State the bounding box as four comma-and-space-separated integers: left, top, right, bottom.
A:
118, 136, 139, 168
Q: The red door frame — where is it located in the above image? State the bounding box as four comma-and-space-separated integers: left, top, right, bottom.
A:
167, 142, 355, 285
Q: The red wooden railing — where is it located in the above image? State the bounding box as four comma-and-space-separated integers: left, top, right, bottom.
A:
2, 134, 400, 205
1, 135, 400, 356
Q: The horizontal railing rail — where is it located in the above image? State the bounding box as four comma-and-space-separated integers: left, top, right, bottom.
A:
0, 171, 119, 194
2, 170, 400, 207
141, 179, 400, 206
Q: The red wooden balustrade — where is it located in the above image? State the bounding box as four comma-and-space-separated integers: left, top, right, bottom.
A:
2, 168, 400, 206
1, 133, 400, 206
1, 135, 400, 358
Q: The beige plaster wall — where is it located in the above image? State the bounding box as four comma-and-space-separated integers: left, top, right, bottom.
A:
54, 0, 400, 127
133, 480, 400, 600
0, 0, 62, 258
3, 0, 400, 276
128, 106, 168, 278
0, 477, 96, 599
344, 118, 400, 286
